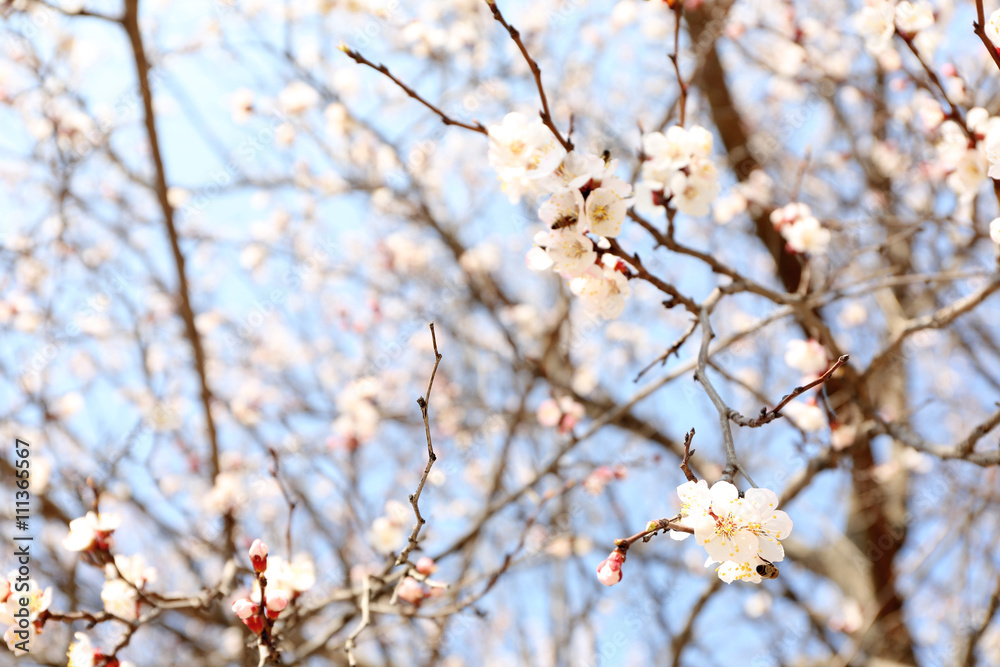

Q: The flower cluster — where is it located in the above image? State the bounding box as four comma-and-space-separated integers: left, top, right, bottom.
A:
527, 156, 635, 319
634, 125, 720, 217
1, 572, 52, 654
232, 539, 298, 636
853, 0, 935, 55
486, 113, 641, 320
769, 203, 831, 255
671, 480, 792, 584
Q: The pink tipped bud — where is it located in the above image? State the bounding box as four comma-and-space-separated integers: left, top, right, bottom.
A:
0, 580, 9, 604
415, 557, 437, 575
232, 598, 258, 619
243, 614, 264, 635
397, 577, 425, 604
249, 539, 268, 573
596, 550, 625, 587
941, 63, 957, 78
265, 590, 290, 618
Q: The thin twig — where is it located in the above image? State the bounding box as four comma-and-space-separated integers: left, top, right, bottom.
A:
731, 354, 850, 428
396, 323, 443, 566
679, 428, 698, 483
974, 0, 1000, 72
669, 1, 688, 127
122, 1, 222, 483
485, 1, 573, 151
693, 289, 754, 485
634, 316, 699, 382
340, 46, 488, 134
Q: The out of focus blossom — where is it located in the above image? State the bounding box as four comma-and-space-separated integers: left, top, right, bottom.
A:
990, 218, 1000, 244
582, 465, 627, 495
770, 203, 830, 255
894, 1, 934, 34
64, 512, 120, 552
397, 577, 426, 604
416, 557, 437, 575
782, 399, 827, 432
854, 0, 896, 55
596, 550, 625, 586
784, 339, 828, 376
536, 396, 585, 433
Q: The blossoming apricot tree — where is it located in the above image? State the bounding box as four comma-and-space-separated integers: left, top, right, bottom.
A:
2, 0, 1000, 665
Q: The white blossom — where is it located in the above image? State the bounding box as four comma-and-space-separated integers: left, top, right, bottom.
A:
487, 112, 567, 203
854, 0, 896, 55
784, 338, 828, 376
569, 255, 630, 319
532, 227, 596, 278
782, 214, 832, 254
987, 9, 1000, 47
894, 1, 934, 34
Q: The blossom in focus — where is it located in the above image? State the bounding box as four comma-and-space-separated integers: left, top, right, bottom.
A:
687, 481, 759, 564
637, 125, 719, 217
596, 549, 625, 586
986, 9, 1000, 47
531, 227, 596, 278
487, 112, 567, 203
569, 255, 631, 320
63, 512, 120, 552
784, 338, 828, 376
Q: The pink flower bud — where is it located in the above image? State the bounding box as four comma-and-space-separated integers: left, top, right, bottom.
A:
596, 550, 625, 587
265, 590, 290, 618
415, 557, 437, 575
249, 539, 268, 573
397, 577, 425, 604
243, 614, 264, 635
0, 580, 9, 604
232, 598, 258, 619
